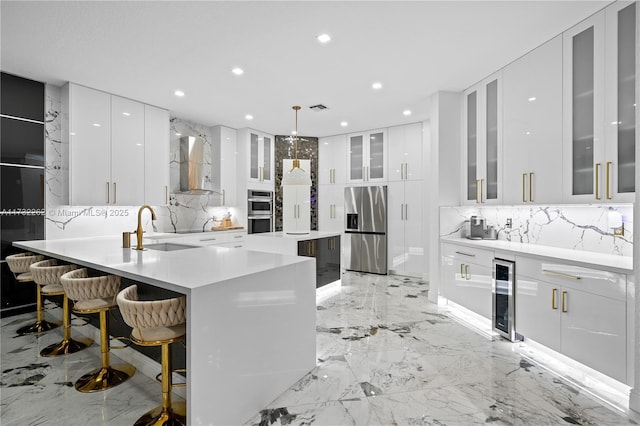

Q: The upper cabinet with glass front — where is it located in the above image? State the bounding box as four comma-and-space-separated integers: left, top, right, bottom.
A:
462, 71, 502, 205
347, 129, 387, 183
242, 129, 274, 189
563, 1, 636, 203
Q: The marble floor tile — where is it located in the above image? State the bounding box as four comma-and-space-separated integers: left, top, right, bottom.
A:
3, 271, 639, 426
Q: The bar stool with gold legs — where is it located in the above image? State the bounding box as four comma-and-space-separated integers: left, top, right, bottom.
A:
30, 259, 93, 357
60, 268, 135, 392
5, 252, 55, 335
117, 285, 186, 426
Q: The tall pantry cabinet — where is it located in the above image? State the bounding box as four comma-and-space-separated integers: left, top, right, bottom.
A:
387, 123, 424, 278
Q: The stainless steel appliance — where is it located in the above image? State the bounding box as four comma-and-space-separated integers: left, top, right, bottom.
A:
344, 185, 387, 274
247, 190, 273, 234
492, 258, 517, 341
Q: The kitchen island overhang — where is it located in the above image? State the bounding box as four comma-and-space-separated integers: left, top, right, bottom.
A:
14, 236, 317, 425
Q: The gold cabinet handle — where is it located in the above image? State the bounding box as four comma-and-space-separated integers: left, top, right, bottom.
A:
561, 291, 567, 313
595, 163, 601, 200
551, 288, 557, 310
113, 182, 117, 204
460, 263, 465, 277
404, 163, 408, 180
529, 172, 534, 202
465, 264, 470, 280
542, 269, 581, 280
106, 182, 110, 203
480, 179, 484, 203
455, 251, 475, 257
165, 186, 168, 204
606, 161, 612, 200
222, 189, 225, 205
475, 179, 480, 203
522, 173, 527, 202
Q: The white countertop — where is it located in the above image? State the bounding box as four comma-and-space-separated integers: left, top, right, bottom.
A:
441, 237, 633, 273
247, 230, 342, 241
15, 235, 312, 294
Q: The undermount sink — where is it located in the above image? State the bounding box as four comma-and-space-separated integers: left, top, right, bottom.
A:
144, 242, 198, 252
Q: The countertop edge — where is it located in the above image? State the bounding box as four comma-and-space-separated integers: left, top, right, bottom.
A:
440, 237, 633, 274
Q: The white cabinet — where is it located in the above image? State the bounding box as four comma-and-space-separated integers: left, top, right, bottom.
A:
387, 123, 422, 182
68, 84, 112, 205
212, 125, 237, 206
461, 71, 502, 204
318, 134, 346, 185
282, 159, 311, 234
388, 181, 424, 277
318, 184, 343, 233
144, 104, 170, 206
563, 2, 636, 203
441, 243, 493, 318
238, 128, 274, 189
347, 129, 387, 183
515, 256, 627, 383
502, 36, 564, 205
66, 83, 169, 206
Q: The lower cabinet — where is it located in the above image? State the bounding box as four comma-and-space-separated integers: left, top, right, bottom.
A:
441, 243, 493, 318
515, 257, 627, 383
298, 236, 341, 288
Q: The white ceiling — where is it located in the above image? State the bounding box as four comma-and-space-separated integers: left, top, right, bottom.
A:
1, 1, 610, 137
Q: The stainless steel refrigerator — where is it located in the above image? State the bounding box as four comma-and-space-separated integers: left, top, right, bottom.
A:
344, 185, 387, 274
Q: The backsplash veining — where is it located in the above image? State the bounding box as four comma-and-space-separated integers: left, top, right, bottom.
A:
44, 85, 233, 239
440, 204, 633, 257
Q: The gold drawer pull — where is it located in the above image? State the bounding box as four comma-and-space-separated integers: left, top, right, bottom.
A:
542, 269, 581, 280
551, 288, 557, 310
455, 251, 475, 257
562, 291, 568, 313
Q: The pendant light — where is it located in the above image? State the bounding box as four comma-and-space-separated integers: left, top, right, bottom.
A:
282, 105, 312, 186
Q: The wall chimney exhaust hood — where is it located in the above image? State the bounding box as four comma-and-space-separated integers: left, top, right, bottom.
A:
179, 136, 213, 194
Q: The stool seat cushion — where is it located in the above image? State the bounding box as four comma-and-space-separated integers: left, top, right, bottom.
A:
74, 298, 116, 312
60, 269, 120, 310
131, 323, 186, 343
15, 272, 34, 282
30, 260, 79, 286
6, 253, 45, 274
41, 284, 64, 295
117, 285, 187, 344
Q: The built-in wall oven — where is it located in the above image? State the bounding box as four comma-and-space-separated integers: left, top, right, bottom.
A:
492, 258, 517, 341
247, 190, 273, 234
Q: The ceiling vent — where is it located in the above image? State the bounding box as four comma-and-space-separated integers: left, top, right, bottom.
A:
309, 104, 328, 112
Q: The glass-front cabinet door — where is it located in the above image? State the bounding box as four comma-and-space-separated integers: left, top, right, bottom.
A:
347, 129, 387, 183
462, 72, 502, 205
563, 3, 636, 203
248, 131, 274, 184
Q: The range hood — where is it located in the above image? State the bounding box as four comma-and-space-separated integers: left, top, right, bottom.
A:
179, 136, 213, 194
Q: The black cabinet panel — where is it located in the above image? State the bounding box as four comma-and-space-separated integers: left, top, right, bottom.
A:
298, 237, 341, 289
1, 117, 45, 166
1, 72, 44, 122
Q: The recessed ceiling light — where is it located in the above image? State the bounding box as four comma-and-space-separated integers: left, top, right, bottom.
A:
175, 133, 182, 136
174, 90, 185, 97
245, 114, 254, 120
92, 123, 101, 127
317, 33, 331, 44
403, 110, 412, 116
528, 97, 537, 102
232, 67, 244, 76
340, 121, 348, 127
372, 82, 382, 90
122, 112, 131, 116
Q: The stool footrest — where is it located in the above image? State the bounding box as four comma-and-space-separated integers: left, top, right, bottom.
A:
109, 336, 132, 350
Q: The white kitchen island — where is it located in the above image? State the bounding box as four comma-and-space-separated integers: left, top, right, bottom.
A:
15, 236, 316, 425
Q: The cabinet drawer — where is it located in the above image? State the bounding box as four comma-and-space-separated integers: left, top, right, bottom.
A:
516, 256, 626, 301
443, 243, 494, 267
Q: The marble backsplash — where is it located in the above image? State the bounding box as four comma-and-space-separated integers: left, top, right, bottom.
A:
44, 84, 234, 239
440, 204, 633, 257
